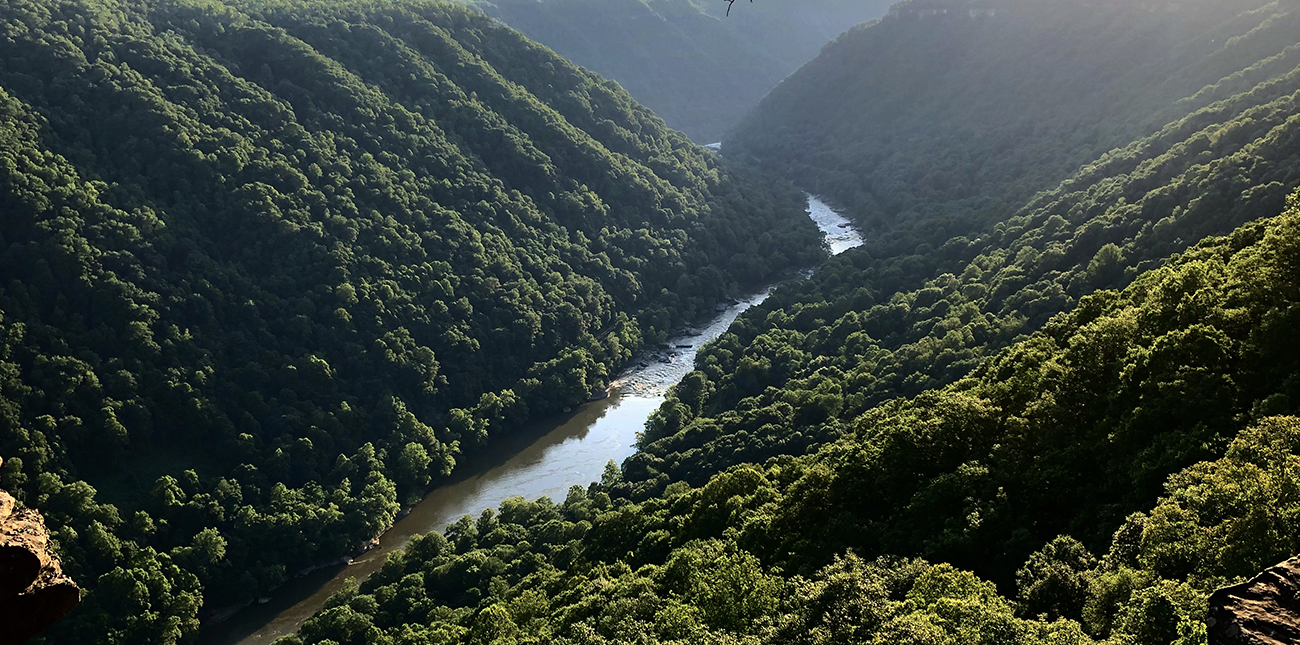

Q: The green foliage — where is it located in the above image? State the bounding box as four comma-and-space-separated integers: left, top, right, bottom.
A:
295, 191, 1300, 645
658, 539, 779, 632
634, 0, 1300, 498
288, 4, 1300, 643
0, 0, 825, 639
69, 547, 203, 645
1016, 537, 1096, 622
731, 0, 1298, 247
10, 2, 1300, 644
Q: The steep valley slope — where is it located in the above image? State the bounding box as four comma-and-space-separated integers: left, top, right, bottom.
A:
458, 0, 893, 142
280, 2, 1300, 644
0, 0, 826, 641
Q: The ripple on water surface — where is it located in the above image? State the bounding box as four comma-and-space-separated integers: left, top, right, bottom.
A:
806, 195, 864, 255
612, 287, 773, 398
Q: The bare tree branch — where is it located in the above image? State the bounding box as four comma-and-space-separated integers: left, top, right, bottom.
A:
725, 0, 752, 16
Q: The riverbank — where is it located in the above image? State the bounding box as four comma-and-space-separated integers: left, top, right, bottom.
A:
203, 194, 861, 645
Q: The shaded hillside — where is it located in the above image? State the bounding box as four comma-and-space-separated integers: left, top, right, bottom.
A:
641, 0, 1300, 496
283, 2, 1300, 645
0, 0, 824, 641
467, 0, 892, 142
730, 0, 1295, 249
290, 193, 1300, 645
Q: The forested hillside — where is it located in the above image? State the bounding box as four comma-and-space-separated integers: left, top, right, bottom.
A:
730, 0, 1298, 251
283, 1, 1300, 644
459, 0, 891, 142
640, 5, 1300, 489
285, 194, 1300, 645
0, 0, 827, 641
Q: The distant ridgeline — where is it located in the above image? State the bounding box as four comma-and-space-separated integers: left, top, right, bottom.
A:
277, 1, 1300, 644
455, 0, 893, 142
0, 0, 827, 640
729, 0, 1298, 253
657, 0, 1300, 484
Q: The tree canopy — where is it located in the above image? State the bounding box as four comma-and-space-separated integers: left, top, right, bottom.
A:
285, 191, 1300, 645
0, 0, 825, 640
284, 2, 1300, 644
7, 1, 1300, 643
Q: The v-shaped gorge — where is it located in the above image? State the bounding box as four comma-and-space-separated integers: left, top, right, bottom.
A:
266, 2, 1300, 643
0, 1, 831, 642
10, 0, 1300, 644
204, 195, 861, 645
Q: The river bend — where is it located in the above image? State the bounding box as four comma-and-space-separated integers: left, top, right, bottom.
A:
205, 195, 859, 645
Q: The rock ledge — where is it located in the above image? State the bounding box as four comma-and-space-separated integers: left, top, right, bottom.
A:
1208, 555, 1300, 645
0, 478, 80, 645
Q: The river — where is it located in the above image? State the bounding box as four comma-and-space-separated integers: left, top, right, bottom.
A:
203, 195, 860, 645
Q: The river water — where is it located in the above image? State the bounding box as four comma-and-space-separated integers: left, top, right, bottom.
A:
204, 195, 859, 645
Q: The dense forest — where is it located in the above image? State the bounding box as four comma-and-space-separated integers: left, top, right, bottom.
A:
729, 0, 1300, 253
642, 0, 1300, 490
279, 1, 1300, 644
0, 0, 829, 641
286, 195, 1300, 645
454, 0, 891, 142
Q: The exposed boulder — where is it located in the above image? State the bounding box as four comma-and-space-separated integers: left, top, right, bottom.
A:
0, 459, 81, 645
1208, 556, 1300, 645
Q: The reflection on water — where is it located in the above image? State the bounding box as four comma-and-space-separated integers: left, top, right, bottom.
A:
207, 393, 660, 645
419, 394, 661, 524
208, 193, 863, 645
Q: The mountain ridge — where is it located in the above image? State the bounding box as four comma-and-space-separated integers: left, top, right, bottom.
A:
455, 0, 892, 142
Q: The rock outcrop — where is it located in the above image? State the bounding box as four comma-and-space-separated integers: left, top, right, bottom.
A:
0, 462, 80, 645
1208, 555, 1300, 645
